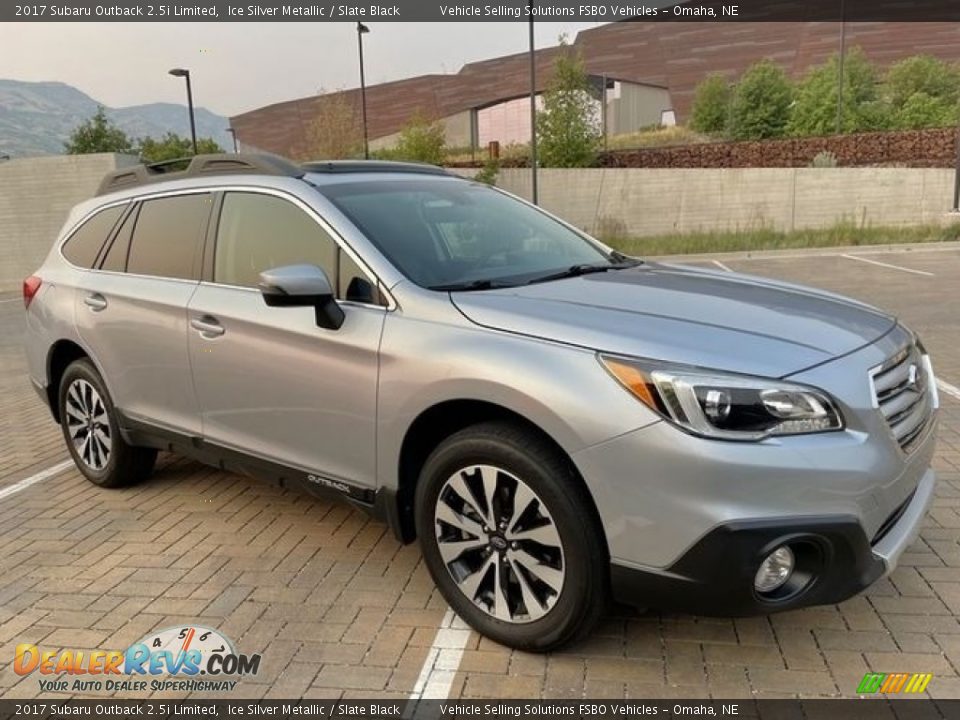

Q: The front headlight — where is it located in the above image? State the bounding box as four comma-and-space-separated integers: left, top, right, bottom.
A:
600, 354, 843, 441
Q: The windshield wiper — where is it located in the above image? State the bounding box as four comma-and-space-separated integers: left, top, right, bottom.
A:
526, 260, 641, 286
429, 279, 511, 291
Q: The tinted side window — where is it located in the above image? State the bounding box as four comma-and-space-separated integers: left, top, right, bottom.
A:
127, 194, 212, 280
100, 204, 138, 272
61, 205, 125, 268
214, 192, 336, 288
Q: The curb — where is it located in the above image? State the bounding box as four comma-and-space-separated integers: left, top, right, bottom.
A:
651, 240, 960, 263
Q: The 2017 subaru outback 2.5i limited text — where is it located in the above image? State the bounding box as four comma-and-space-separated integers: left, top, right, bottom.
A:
23, 155, 938, 650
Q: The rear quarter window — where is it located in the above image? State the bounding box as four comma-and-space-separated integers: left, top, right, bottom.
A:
99, 204, 138, 273
126, 193, 213, 280
61, 205, 125, 268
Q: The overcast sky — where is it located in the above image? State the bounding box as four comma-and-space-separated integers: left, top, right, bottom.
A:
1, 22, 606, 117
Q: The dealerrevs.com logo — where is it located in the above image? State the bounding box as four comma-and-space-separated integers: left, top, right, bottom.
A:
14, 625, 261, 693
857, 672, 933, 694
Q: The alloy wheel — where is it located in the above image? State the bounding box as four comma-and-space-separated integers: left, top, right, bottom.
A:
65, 378, 112, 471
434, 464, 565, 623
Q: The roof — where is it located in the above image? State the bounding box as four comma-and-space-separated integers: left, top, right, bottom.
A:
96, 154, 451, 197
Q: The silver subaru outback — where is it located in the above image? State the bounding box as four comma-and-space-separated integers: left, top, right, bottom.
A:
23, 155, 938, 651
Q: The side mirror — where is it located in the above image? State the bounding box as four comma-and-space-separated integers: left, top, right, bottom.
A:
258, 264, 345, 330
345, 276, 376, 305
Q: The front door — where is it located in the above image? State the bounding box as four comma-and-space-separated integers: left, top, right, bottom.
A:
186, 190, 385, 489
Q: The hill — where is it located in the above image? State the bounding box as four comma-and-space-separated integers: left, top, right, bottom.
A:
0, 79, 231, 157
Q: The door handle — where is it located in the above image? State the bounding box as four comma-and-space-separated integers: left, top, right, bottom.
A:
84, 293, 107, 311
190, 315, 225, 338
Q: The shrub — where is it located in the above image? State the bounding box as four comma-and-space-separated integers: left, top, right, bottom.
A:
473, 157, 500, 185
689, 74, 733, 134
302, 91, 362, 160
535, 36, 600, 168
892, 92, 959, 130
138, 133, 223, 163
728, 60, 793, 140
883, 56, 960, 130
809, 150, 838, 167
788, 48, 882, 136
885, 55, 960, 109
393, 113, 446, 165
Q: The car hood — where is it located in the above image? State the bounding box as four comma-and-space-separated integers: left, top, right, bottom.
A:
450, 262, 896, 377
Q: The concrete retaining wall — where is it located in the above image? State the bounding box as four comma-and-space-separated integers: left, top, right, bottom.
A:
0, 154, 138, 291
484, 167, 956, 238
3, 160, 954, 292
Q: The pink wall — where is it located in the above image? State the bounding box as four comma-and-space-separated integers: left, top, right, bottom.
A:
477, 96, 543, 147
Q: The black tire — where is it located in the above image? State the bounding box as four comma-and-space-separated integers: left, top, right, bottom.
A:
414, 421, 607, 651
58, 358, 157, 488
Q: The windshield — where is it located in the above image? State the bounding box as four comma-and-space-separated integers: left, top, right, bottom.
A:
318, 178, 615, 289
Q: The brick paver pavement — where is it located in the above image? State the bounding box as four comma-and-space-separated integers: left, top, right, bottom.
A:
1, 246, 959, 701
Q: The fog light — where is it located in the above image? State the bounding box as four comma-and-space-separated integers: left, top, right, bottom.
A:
754, 546, 795, 593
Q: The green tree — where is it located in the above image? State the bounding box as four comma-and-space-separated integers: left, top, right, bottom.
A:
301, 91, 362, 160
883, 55, 960, 130
64, 106, 136, 154
728, 60, 793, 140
689, 73, 732, 134
393, 113, 446, 165
788, 48, 883, 136
473, 157, 500, 185
893, 92, 959, 130
137, 133, 223, 163
535, 37, 600, 167
885, 55, 960, 108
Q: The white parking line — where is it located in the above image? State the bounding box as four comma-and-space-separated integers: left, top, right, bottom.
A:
841, 254, 935, 276
712, 260, 733, 272
938, 379, 960, 402
0, 298, 20, 304
0, 459, 74, 502
408, 608, 471, 700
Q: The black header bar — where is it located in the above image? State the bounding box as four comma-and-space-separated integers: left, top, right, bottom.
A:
5, 0, 960, 23
0, 699, 956, 719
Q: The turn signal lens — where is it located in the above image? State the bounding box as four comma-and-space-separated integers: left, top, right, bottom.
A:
601, 357, 661, 411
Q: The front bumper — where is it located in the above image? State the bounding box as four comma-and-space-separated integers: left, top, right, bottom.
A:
610, 466, 936, 615
573, 407, 937, 569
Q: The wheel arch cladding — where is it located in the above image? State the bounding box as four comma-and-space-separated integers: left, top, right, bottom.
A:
394, 399, 608, 552
46, 340, 90, 424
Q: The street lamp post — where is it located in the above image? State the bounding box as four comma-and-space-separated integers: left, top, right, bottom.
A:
953, 124, 960, 212
835, 0, 847, 135
527, 5, 538, 205
225, 127, 238, 153
357, 22, 370, 160
168, 68, 198, 155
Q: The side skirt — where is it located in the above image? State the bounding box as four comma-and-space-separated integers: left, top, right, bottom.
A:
117, 412, 388, 517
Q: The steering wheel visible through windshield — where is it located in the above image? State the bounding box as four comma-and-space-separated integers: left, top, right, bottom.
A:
318, 178, 622, 290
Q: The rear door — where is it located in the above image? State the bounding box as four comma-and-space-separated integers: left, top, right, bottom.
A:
75, 191, 213, 434
185, 189, 386, 490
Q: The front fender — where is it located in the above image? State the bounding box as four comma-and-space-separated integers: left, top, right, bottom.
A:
375, 313, 659, 489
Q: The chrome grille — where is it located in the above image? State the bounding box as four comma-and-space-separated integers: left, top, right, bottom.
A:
869, 342, 933, 453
